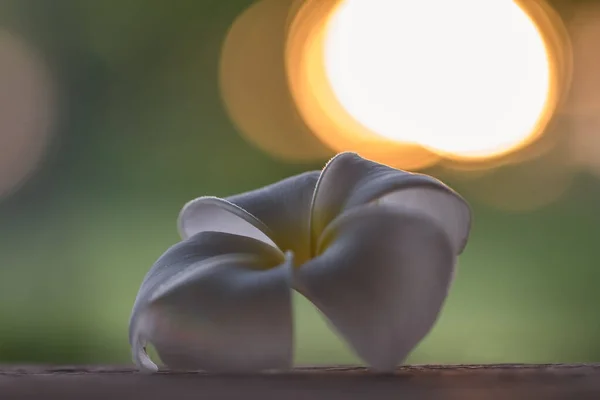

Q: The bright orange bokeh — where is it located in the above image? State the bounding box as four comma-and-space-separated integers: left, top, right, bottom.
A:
289, 0, 570, 164
221, 0, 571, 171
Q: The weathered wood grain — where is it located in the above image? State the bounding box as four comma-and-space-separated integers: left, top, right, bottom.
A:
1, 364, 599, 399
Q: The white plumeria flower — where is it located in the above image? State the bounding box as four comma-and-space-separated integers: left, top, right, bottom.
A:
129, 152, 471, 373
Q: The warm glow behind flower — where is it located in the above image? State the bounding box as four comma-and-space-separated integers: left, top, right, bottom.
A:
322, 0, 552, 159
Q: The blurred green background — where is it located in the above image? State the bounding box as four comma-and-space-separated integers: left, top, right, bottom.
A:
1, 0, 600, 366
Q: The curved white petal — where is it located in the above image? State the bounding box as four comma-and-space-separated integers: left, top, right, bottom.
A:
294, 206, 455, 372
227, 171, 320, 264
310, 152, 471, 254
129, 232, 293, 372
178, 196, 277, 249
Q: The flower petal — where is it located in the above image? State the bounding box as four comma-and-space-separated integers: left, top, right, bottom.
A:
227, 171, 320, 263
310, 152, 471, 255
129, 232, 293, 372
294, 206, 455, 372
178, 196, 277, 249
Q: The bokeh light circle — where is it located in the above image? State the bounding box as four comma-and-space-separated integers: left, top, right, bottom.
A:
322, 0, 553, 159
219, 0, 332, 162
0, 31, 56, 198
220, 0, 570, 171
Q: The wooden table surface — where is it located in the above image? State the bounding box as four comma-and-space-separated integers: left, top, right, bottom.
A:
1, 364, 599, 399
